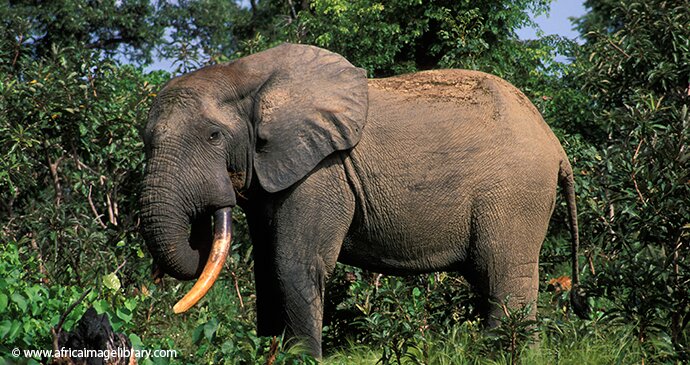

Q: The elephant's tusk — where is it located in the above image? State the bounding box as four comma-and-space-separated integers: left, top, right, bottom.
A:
173, 207, 233, 314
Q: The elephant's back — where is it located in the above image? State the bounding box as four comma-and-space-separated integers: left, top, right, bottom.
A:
369, 69, 536, 104
366, 69, 566, 164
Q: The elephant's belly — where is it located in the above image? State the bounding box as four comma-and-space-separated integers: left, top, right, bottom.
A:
337, 223, 471, 275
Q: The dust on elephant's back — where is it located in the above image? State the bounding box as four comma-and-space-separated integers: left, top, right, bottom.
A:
370, 69, 513, 109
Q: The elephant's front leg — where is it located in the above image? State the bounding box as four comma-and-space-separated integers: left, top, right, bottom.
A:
248, 218, 285, 337
274, 249, 332, 356
250, 157, 356, 357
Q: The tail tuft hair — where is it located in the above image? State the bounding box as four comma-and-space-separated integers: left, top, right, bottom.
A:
570, 284, 590, 319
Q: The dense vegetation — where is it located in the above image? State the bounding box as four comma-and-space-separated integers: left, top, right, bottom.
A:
1, 0, 688, 363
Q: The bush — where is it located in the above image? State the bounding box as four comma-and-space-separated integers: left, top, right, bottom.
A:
0, 241, 179, 364
324, 268, 545, 364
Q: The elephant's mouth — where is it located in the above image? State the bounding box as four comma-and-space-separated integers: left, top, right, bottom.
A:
172, 207, 233, 313
185, 212, 214, 273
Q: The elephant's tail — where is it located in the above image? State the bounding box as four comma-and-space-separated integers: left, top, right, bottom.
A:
558, 159, 590, 319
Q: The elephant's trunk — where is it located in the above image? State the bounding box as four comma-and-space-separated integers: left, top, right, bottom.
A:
173, 207, 232, 313
140, 150, 236, 308
141, 182, 234, 312
140, 194, 207, 280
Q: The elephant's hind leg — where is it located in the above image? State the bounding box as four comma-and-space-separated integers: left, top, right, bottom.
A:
465, 200, 550, 327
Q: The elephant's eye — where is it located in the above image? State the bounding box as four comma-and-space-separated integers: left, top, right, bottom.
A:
208, 130, 222, 144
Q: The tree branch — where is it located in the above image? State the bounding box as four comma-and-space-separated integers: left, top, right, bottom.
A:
106, 191, 118, 226
88, 185, 108, 229
52, 288, 93, 352
29, 233, 50, 283
590, 32, 631, 59
12, 33, 23, 67
631, 139, 647, 206
47, 153, 65, 207
114, 259, 127, 274
231, 271, 244, 309
286, 0, 297, 21
86, 35, 136, 50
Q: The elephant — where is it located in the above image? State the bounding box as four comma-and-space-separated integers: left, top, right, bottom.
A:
140, 43, 588, 358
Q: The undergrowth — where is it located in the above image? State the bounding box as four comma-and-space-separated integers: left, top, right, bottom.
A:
2, 239, 683, 364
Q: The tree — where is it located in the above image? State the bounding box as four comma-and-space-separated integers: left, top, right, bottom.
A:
0, 1, 171, 284
1, 0, 258, 70
281, 0, 562, 79
568, 0, 690, 359
2, 0, 164, 64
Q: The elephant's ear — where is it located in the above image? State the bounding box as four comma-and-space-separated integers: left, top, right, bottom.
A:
244, 44, 368, 193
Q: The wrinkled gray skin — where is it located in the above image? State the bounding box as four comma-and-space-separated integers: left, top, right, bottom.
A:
140, 44, 584, 358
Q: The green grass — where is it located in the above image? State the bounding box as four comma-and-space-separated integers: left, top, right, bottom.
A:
321, 320, 652, 365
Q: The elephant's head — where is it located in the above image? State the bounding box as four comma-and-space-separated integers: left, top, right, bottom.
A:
140, 44, 368, 312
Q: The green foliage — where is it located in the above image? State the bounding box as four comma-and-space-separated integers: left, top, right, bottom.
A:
0, 0, 263, 70
565, 0, 690, 360
323, 309, 656, 364
155, 0, 252, 71
278, 0, 568, 80
0, 241, 177, 364
0, 45, 160, 284
2, 0, 163, 64
324, 268, 544, 364
0, 243, 86, 360
350, 275, 436, 364
486, 301, 540, 364
1, 4, 180, 362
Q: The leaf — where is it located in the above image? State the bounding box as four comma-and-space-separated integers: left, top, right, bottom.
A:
8, 320, 21, 340
204, 318, 219, 341
0, 319, 12, 338
93, 299, 109, 314
124, 298, 137, 311
103, 272, 121, 292
221, 340, 235, 354
116, 307, 133, 323
11, 293, 27, 312
129, 333, 144, 349
0, 294, 7, 312
192, 324, 204, 344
